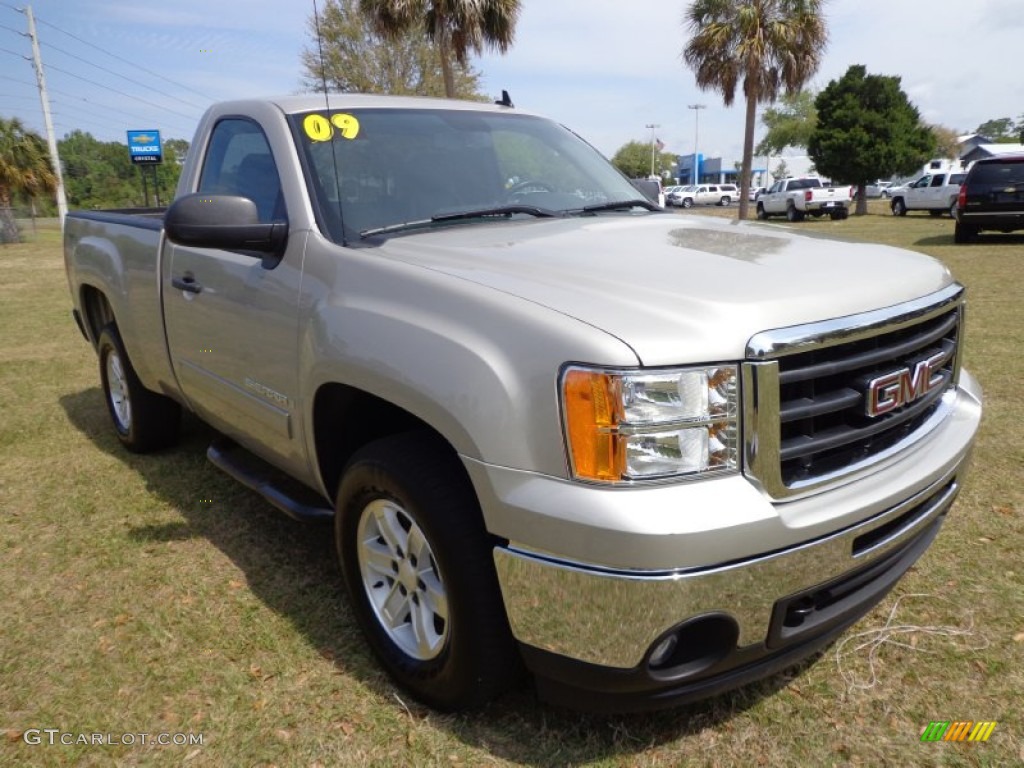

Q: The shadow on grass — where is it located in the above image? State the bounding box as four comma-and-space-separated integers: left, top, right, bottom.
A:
60, 386, 826, 766
915, 232, 1024, 247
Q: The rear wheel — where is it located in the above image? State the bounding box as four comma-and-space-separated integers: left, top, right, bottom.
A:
97, 324, 180, 452
681, 198, 693, 209
719, 196, 730, 206
954, 222, 978, 244
949, 201, 958, 219
335, 433, 521, 710
929, 209, 943, 217
786, 205, 804, 222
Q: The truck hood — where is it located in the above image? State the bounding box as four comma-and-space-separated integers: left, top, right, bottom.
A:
374, 214, 954, 365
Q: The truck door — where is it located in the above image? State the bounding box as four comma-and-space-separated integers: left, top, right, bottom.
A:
163, 117, 306, 474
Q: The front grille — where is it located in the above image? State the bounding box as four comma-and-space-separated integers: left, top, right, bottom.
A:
743, 286, 963, 499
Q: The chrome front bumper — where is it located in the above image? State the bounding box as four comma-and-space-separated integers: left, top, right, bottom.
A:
473, 371, 981, 683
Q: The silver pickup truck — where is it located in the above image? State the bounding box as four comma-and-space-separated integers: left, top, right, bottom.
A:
64, 95, 982, 712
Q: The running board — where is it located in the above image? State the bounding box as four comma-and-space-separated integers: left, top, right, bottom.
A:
207, 439, 334, 522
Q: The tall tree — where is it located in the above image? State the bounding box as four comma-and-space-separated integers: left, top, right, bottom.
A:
683, 0, 828, 220
808, 65, 935, 215
755, 89, 817, 156
0, 117, 56, 243
359, 0, 520, 98
304, 0, 484, 98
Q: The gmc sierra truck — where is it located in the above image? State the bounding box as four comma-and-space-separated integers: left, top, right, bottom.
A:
757, 176, 854, 221
64, 95, 982, 713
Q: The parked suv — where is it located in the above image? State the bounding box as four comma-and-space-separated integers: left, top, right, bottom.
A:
954, 154, 1024, 243
677, 183, 738, 207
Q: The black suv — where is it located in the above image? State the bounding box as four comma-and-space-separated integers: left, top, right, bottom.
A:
954, 154, 1024, 243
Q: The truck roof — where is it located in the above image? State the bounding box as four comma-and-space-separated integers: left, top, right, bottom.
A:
217, 93, 531, 117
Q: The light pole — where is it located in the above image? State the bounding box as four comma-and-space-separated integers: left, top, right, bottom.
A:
645, 123, 660, 178
687, 104, 706, 184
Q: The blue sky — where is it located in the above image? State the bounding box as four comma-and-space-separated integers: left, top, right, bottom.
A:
1, 0, 1022, 162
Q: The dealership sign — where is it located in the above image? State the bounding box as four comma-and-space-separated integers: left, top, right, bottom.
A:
127, 130, 162, 164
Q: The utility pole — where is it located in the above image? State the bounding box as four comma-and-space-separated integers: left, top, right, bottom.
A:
645, 123, 660, 178
687, 104, 706, 184
22, 5, 68, 224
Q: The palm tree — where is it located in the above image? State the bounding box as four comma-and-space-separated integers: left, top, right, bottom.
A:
0, 117, 56, 243
358, 0, 520, 98
683, 0, 828, 220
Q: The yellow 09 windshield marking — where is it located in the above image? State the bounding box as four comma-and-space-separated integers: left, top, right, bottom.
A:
302, 113, 360, 141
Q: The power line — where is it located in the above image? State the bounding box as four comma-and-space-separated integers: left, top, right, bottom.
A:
45, 63, 200, 121
0, 74, 35, 87
41, 38, 206, 111
35, 16, 215, 102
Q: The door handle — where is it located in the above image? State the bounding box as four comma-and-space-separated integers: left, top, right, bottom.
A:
172, 275, 202, 294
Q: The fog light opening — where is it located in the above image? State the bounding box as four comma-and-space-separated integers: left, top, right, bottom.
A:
646, 613, 739, 679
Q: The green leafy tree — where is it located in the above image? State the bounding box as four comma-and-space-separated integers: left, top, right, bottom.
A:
359, 0, 520, 98
809, 65, 935, 215
974, 117, 1016, 142
611, 141, 677, 179
682, 0, 828, 220
0, 117, 56, 243
756, 89, 817, 156
303, 0, 484, 98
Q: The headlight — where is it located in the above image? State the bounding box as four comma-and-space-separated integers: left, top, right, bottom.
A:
561, 365, 738, 483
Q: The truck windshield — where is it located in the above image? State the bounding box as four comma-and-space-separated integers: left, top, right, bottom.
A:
289, 107, 649, 242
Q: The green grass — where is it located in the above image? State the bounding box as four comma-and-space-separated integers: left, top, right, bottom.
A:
2, 213, 1022, 766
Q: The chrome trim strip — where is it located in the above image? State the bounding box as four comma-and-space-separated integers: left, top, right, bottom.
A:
494, 471, 960, 668
745, 284, 964, 359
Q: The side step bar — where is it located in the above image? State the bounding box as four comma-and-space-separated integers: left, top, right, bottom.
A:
207, 439, 334, 522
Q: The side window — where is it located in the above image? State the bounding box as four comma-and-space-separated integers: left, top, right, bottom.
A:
198, 118, 285, 222
930, 175, 945, 187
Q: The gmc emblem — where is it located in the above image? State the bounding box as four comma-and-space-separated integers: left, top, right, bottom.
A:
865, 352, 947, 418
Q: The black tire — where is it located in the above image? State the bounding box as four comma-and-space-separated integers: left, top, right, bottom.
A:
891, 198, 907, 216
786, 205, 804, 222
681, 198, 693, 209
756, 203, 768, 220
335, 432, 521, 711
830, 210, 844, 221
954, 222, 978, 244
949, 201, 958, 219
719, 196, 730, 206
97, 324, 181, 452
929, 209, 943, 217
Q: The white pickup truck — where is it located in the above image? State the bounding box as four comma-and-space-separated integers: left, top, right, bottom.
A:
757, 177, 854, 221
64, 94, 981, 713
889, 171, 968, 218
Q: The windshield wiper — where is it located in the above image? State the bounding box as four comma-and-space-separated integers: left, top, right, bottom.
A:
359, 219, 435, 238
431, 204, 560, 222
576, 198, 661, 214
359, 205, 559, 239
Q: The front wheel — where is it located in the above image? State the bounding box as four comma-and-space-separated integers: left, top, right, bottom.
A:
719, 196, 731, 206
97, 324, 180, 452
891, 198, 907, 216
756, 203, 768, 220
950, 201, 959, 219
335, 433, 521, 710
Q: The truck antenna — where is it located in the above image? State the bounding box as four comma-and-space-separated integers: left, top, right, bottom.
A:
312, 0, 349, 245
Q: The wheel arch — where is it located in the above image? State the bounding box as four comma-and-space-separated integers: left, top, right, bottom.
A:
311, 382, 470, 505
80, 284, 116, 348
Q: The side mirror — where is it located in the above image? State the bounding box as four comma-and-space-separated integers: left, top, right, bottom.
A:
164, 194, 287, 255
